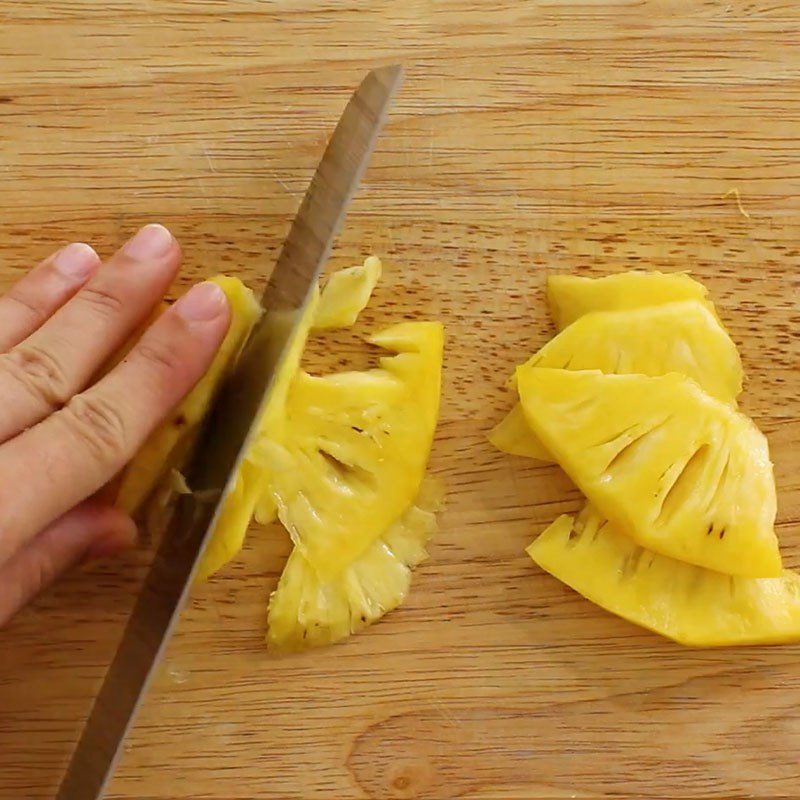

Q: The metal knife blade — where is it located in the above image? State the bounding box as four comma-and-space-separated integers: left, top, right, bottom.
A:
56, 64, 404, 800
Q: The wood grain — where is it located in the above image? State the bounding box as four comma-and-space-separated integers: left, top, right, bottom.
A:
0, 1, 798, 798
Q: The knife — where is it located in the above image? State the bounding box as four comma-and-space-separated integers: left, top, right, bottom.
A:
56, 64, 404, 800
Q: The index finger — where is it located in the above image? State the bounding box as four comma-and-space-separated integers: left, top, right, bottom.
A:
0, 281, 230, 563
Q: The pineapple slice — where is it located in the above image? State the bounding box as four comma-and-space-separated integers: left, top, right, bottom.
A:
313, 256, 382, 330
518, 301, 741, 402
267, 480, 442, 650
492, 300, 743, 459
528, 506, 800, 647
257, 321, 443, 580
116, 276, 262, 514
516, 368, 780, 577
195, 289, 319, 581
547, 270, 714, 330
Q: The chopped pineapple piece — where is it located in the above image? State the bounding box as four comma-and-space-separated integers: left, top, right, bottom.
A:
258, 320, 443, 647
493, 300, 743, 460
195, 288, 319, 582
267, 480, 442, 650
529, 506, 800, 647
547, 270, 715, 330
313, 256, 382, 329
520, 301, 742, 402
116, 276, 261, 514
260, 321, 443, 580
517, 368, 780, 577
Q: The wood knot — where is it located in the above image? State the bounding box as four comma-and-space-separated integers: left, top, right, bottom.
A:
386, 761, 434, 799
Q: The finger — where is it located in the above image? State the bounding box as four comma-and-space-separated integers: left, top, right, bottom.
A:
0, 502, 136, 628
0, 281, 230, 562
0, 224, 181, 443
0, 242, 101, 352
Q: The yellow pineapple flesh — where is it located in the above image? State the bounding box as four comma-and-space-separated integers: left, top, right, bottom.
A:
256, 321, 444, 581
529, 506, 800, 647
517, 367, 780, 577
267, 479, 442, 650
547, 270, 715, 330
518, 300, 741, 401
492, 300, 743, 460
313, 256, 382, 330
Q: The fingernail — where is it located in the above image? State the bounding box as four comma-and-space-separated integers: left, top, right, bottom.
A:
174, 281, 228, 322
124, 223, 174, 260
54, 242, 100, 280
84, 521, 138, 561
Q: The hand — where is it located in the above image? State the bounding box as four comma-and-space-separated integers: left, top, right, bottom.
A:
0, 224, 230, 626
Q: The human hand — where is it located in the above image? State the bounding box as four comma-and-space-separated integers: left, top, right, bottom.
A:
0, 224, 230, 626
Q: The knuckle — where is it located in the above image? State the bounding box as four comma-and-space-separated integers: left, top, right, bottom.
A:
63, 393, 129, 465
5, 288, 48, 326
0, 344, 71, 407
78, 284, 125, 319
135, 339, 183, 377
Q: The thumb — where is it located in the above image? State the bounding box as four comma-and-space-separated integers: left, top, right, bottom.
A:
0, 502, 136, 628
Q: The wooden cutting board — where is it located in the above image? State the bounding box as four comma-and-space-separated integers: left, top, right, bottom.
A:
0, 2, 798, 798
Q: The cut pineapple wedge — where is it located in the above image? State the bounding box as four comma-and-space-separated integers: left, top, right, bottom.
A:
195, 289, 319, 582
268, 480, 441, 650
518, 301, 742, 402
517, 368, 780, 577
493, 300, 743, 460
529, 506, 800, 647
547, 270, 714, 330
255, 321, 443, 581
313, 256, 382, 330
116, 276, 262, 514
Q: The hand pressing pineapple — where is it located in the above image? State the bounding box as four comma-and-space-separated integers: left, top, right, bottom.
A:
0, 224, 232, 628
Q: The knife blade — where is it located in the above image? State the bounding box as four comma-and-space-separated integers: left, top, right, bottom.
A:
56, 64, 404, 800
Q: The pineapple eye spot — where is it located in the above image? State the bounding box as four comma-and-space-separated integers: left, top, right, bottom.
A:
619, 546, 644, 578
719, 528, 726, 540
707, 522, 714, 536
318, 447, 376, 489
592, 519, 608, 542
320, 449, 353, 478
656, 444, 711, 527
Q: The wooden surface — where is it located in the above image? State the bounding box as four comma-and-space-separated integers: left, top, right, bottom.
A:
0, 2, 799, 798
